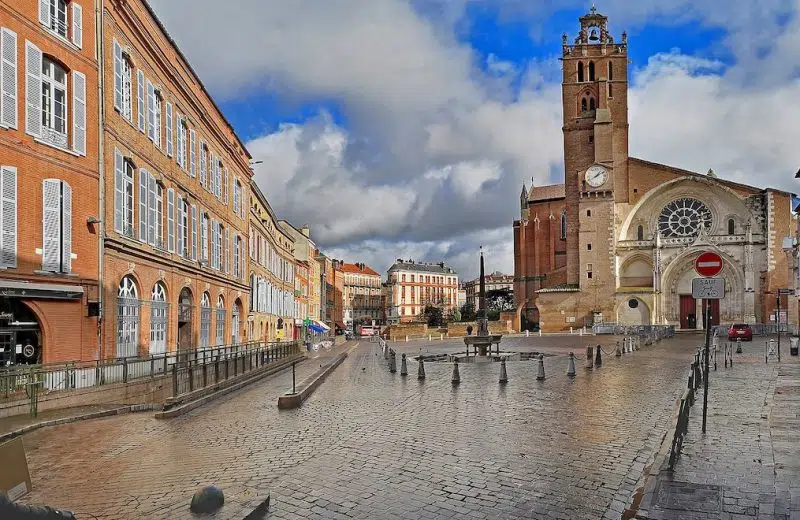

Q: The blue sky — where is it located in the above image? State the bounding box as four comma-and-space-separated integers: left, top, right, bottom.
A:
151, 0, 800, 280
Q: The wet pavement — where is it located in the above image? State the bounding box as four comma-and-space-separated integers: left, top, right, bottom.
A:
19, 335, 708, 519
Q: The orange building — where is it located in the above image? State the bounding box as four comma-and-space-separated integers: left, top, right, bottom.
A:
0, 0, 100, 364
101, 0, 250, 358
385, 260, 459, 323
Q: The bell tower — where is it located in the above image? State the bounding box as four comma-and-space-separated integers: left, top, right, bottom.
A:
561, 6, 629, 287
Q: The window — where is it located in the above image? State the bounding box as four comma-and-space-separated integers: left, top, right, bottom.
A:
234, 235, 241, 278
589, 97, 596, 111
137, 169, 163, 248
199, 292, 211, 349
155, 183, 164, 248
199, 142, 208, 186
176, 196, 187, 257
658, 198, 712, 238
165, 102, 173, 155
231, 304, 240, 344
150, 283, 167, 355
586, 209, 591, 217
41, 57, 67, 147
112, 40, 133, 121
113, 150, 135, 237
201, 213, 208, 264
116, 275, 139, 358
588, 61, 595, 81
189, 129, 196, 177
42, 179, 71, 273
728, 218, 735, 235
0, 166, 17, 268
577, 61, 584, 82
136, 70, 144, 131
637, 225, 644, 241
167, 188, 174, 252
560, 210, 567, 240
176, 116, 187, 169
233, 179, 242, 216
215, 295, 225, 346
190, 204, 197, 260
1, 29, 19, 129
608, 61, 613, 81
587, 243, 592, 251
581, 98, 587, 113
146, 81, 162, 147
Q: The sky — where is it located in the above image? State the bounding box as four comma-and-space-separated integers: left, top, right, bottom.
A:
148, 0, 800, 281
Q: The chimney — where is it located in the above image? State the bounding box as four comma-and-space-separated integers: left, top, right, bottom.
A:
301, 224, 310, 237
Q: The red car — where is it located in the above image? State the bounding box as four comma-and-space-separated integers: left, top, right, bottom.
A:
727, 323, 753, 341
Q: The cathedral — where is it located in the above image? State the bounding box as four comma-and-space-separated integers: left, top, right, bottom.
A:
513, 7, 797, 332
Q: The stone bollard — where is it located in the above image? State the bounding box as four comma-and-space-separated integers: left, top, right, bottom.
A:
615, 341, 621, 357
595, 344, 602, 367
451, 362, 460, 385
190, 486, 225, 514
440, 333, 443, 341
539, 330, 542, 337
536, 354, 546, 381
400, 354, 408, 376
736, 338, 742, 354
499, 358, 508, 384
567, 352, 576, 377
429, 334, 432, 342
570, 327, 573, 335
418, 357, 426, 380
579, 328, 583, 337
384, 345, 390, 360
526, 330, 530, 338
389, 351, 397, 373
405, 335, 409, 342
585, 345, 594, 368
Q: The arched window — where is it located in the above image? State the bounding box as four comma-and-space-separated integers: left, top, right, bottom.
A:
589, 97, 596, 111
588, 61, 595, 81
637, 225, 644, 241
581, 98, 587, 113
608, 62, 613, 81
200, 292, 211, 349
232, 300, 241, 345
150, 283, 167, 355
577, 62, 584, 82
728, 218, 735, 235
216, 295, 226, 346
560, 210, 567, 240
42, 57, 68, 138
117, 276, 139, 358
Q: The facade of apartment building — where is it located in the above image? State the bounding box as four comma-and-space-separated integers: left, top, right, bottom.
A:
279, 220, 325, 334
102, 0, 251, 359
464, 272, 514, 309
248, 182, 295, 342
0, 0, 100, 364
385, 260, 459, 323
341, 262, 382, 327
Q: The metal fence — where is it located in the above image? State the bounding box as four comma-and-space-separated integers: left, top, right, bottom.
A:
711, 323, 798, 337
668, 348, 706, 469
592, 324, 675, 341
0, 341, 299, 401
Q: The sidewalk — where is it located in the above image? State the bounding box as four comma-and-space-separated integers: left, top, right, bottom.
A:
637, 356, 800, 519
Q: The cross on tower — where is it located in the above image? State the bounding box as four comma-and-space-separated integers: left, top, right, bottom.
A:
590, 4, 597, 15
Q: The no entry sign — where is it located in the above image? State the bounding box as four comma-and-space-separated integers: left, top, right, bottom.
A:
695, 251, 723, 277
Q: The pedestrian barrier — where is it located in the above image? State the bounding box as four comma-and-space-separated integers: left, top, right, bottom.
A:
667, 353, 704, 469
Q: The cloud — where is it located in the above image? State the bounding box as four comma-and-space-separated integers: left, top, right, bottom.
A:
148, 0, 800, 280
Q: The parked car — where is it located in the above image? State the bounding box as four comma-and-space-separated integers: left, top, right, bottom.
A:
727, 323, 752, 341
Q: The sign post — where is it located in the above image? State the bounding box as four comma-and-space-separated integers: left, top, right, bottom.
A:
693, 251, 724, 435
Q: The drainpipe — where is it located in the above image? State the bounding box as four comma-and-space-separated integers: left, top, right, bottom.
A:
95, 0, 106, 360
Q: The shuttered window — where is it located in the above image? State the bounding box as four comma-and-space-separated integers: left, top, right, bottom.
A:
72, 70, 85, 155
224, 228, 229, 274
1, 28, 18, 129
113, 149, 134, 237
146, 80, 155, 142
112, 39, 132, 120
190, 204, 197, 260
189, 129, 196, 177
223, 167, 229, 204
0, 166, 17, 268
233, 235, 240, 278
176, 196, 185, 257
25, 41, 42, 137
199, 142, 207, 186
71, 3, 82, 48
209, 219, 217, 269
165, 102, 173, 156
166, 188, 175, 252
41, 57, 68, 148
201, 212, 209, 264
41, 179, 71, 273
138, 169, 147, 241
136, 69, 144, 131
176, 115, 187, 169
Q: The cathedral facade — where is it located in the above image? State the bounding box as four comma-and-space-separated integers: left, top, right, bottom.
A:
513, 8, 797, 332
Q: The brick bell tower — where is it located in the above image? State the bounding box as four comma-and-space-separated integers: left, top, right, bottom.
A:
561, 6, 629, 298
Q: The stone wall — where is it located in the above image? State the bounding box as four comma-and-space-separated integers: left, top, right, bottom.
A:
385, 323, 428, 340
446, 320, 511, 337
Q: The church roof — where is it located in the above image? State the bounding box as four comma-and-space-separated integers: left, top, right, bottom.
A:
528, 184, 566, 202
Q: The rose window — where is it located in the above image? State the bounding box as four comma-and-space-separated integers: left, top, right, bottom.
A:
658, 198, 712, 237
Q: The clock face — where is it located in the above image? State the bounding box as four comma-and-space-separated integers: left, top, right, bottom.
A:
585, 165, 609, 188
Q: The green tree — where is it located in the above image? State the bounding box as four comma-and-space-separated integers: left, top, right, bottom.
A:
423, 304, 444, 327
460, 302, 476, 321
487, 288, 514, 313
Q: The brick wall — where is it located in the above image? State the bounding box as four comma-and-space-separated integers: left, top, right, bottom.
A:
446, 321, 511, 336
386, 323, 428, 339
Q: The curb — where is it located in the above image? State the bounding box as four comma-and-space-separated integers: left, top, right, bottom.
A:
0, 403, 156, 443
155, 355, 305, 419
277, 353, 348, 409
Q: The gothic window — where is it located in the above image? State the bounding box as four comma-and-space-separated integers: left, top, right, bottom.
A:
117, 276, 139, 358
589, 97, 596, 111
581, 98, 587, 113
608, 62, 613, 81
588, 61, 595, 81
637, 225, 644, 241
560, 210, 567, 240
728, 218, 735, 235
657, 198, 712, 238
577, 62, 584, 82
150, 282, 167, 355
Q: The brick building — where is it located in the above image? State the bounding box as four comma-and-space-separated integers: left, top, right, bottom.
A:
248, 182, 295, 342
340, 262, 382, 327
0, 0, 100, 364
514, 8, 796, 332
280, 221, 325, 336
102, 0, 250, 358
385, 259, 458, 323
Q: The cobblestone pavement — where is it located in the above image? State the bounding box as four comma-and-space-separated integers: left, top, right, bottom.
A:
19, 335, 705, 519
638, 344, 800, 520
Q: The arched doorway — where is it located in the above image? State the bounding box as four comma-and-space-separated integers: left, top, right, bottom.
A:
0, 299, 43, 365
177, 287, 193, 351
117, 276, 140, 358
232, 299, 242, 344
150, 282, 168, 356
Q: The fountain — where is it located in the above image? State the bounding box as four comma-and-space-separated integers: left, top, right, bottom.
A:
459, 247, 505, 363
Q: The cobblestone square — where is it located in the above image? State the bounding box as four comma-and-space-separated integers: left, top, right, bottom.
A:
19, 336, 718, 519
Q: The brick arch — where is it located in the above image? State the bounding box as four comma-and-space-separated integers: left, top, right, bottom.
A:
16, 300, 49, 362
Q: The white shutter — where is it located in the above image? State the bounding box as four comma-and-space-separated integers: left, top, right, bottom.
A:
177, 196, 184, 257
147, 172, 156, 245
0, 166, 17, 268
1, 28, 18, 128
42, 179, 61, 272
165, 102, 173, 156
137, 70, 145, 131
25, 41, 42, 137
210, 219, 216, 268
191, 204, 197, 260
189, 129, 196, 177
112, 39, 122, 111
167, 188, 174, 252
138, 169, 147, 241
224, 167, 229, 205
61, 182, 71, 273
175, 115, 183, 167
201, 214, 208, 263
224, 228, 229, 273
199, 142, 206, 186
38, 0, 51, 27
72, 71, 86, 155
146, 80, 155, 141
71, 3, 83, 48
113, 149, 123, 233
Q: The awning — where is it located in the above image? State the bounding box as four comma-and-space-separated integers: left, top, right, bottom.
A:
0, 280, 84, 300
313, 320, 330, 331
308, 324, 326, 334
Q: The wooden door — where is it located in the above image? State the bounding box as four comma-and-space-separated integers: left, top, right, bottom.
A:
680, 295, 695, 329
702, 299, 720, 328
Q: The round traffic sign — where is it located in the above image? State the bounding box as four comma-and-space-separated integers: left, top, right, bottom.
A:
695, 251, 723, 277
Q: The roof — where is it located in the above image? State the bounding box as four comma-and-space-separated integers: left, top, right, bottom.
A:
341, 263, 380, 277
140, 0, 251, 161
528, 184, 566, 202
387, 261, 457, 275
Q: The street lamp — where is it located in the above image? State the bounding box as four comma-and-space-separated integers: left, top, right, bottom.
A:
794, 167, 800, 179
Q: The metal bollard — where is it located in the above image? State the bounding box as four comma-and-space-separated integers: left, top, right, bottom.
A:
570, 327, 573, 335
451, 362, 460, 385
400, 354, 408, 376
429, 334, 432, 342
389, 351, 397, 373
614, 341, 621, 357
526, 330, 530, 338
418, 357, 426, 380
585, 346, 594, 368
536, 354, 545, 381
736, 338, 742, 354
595, 344, 602, 367
567, 352, 576, 377
440, 333, 443, 341
499, 359, 508, 384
